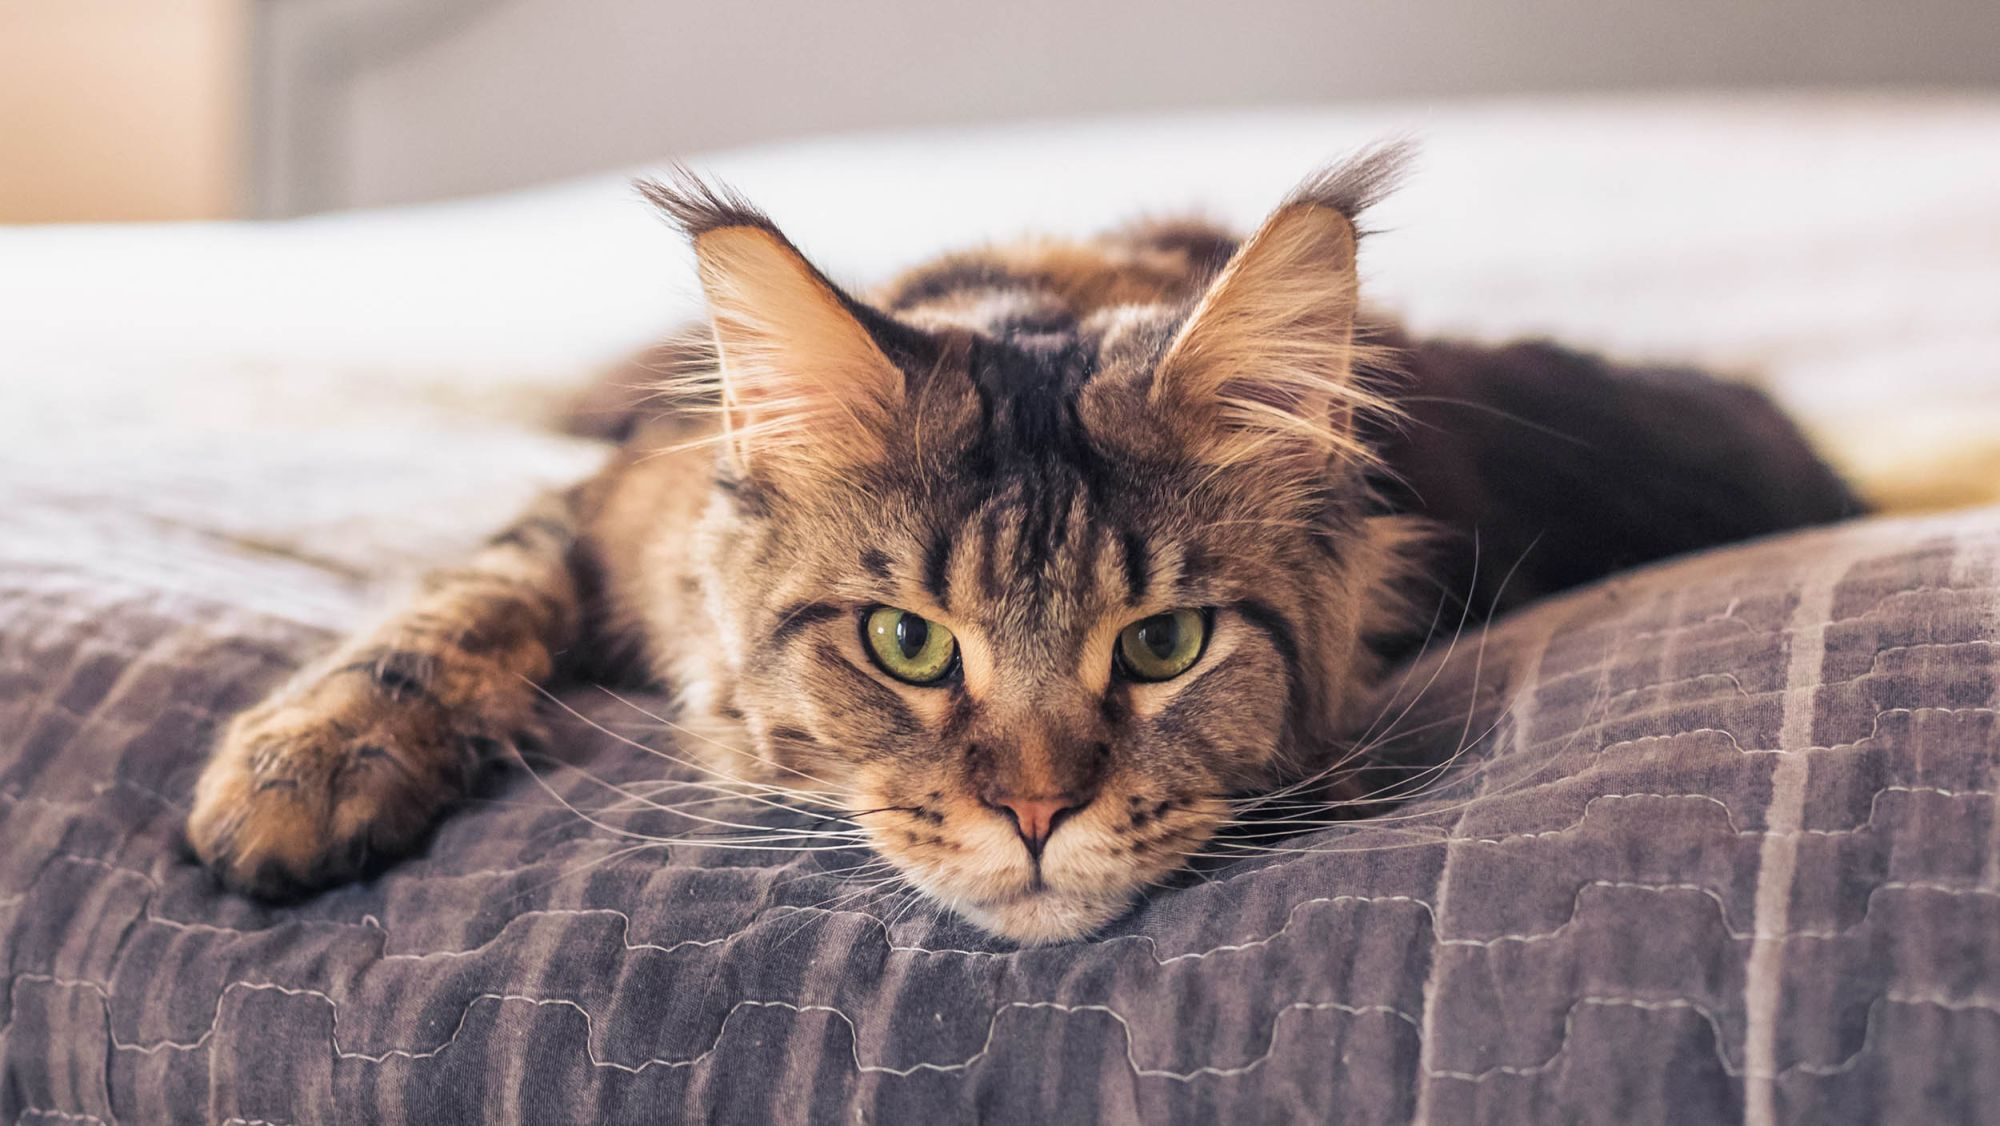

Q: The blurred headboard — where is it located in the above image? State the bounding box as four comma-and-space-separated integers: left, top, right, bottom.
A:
249, 0, 2000, 216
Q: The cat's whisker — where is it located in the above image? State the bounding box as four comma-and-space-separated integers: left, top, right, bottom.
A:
532, 722, 836, 807
503, 841, 675, 902
522, 741, 855, 829
498, 712, 900, 852
529, 680, 834, 803
507, 751, 875, 852
594, 685, 851, 794
1445, 532, 1540, 763
1218, 727, 1495, 841
883, 885, 932, 931
562, 773, 855, 821
1345, 574, 1460, 748
766, 877, 915, 951
589, 780, 743, 815
810, 874, 906, 910
1221, 735, 1600, 840
520, 680, 850, 811
1225, 698, 1519, 836
1240, 543, 1490, 816
808, 876, 910, 921
1395, 395, 1595, 450
1206, 638, 1612, 866
1236, 526, 1547, 837
1233, 711, 1481, 813
786, 857, 897, 886
768, 884, 888, 948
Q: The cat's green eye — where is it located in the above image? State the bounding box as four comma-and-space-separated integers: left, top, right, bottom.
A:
1115, 609, 1208, 682
863, 606, 959, 685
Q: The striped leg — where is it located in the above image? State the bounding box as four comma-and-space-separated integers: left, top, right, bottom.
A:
188, 493, 588, 897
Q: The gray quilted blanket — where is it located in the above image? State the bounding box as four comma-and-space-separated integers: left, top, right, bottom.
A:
4, 432, 1999, 1124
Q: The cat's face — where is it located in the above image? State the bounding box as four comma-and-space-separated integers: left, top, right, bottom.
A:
654, 154, 1410, 941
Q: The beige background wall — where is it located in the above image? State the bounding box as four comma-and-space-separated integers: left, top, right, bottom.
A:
3, 0, 1996, 221
255, 0, 2000, 216
0, 0, 242, 222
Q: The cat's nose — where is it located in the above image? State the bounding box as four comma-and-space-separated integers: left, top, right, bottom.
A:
982, 791, 1091, 859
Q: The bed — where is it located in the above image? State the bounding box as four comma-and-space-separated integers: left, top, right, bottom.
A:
4, 93, 1999, 1124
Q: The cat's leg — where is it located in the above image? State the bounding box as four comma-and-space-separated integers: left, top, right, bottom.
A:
187, 488, 598, 897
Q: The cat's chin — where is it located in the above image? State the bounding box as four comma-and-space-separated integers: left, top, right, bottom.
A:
951, 888, 1136, 945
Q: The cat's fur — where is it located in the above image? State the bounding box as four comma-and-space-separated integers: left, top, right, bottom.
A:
187, 148, 1859, 942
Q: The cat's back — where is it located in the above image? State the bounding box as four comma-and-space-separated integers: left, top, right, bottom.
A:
873, 218, 1238, 330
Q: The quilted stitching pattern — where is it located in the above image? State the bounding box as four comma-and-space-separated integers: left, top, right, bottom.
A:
4, 442, 1998, 1124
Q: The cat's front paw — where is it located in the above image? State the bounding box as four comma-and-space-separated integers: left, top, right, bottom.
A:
188, 669, 515, 899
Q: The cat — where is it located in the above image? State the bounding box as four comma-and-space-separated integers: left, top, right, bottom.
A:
186, 145, 1859, 943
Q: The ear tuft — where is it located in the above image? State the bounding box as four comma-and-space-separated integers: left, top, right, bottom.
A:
636, 164, 776, 239
638, 169, 909, 477
1283, 139, 1415, 222
1151, 143, 1412, 468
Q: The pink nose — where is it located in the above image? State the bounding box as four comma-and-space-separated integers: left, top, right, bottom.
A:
985, 793, 1087, 858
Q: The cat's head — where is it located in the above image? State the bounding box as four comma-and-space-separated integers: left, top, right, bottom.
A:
646, 150, 1416, 942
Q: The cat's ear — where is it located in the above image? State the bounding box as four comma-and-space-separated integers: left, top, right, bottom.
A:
1151, 144, 1409, 468
639, 171, 907, 475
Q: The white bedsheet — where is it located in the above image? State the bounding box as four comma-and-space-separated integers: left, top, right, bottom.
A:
5, 90, 1998, 513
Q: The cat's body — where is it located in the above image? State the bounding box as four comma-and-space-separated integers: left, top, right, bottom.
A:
187, 151, 1859, 942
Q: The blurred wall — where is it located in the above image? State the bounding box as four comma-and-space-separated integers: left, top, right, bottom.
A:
253, 0, 2000, 216
0, 0, 242, 222
71, 0, 2000, 218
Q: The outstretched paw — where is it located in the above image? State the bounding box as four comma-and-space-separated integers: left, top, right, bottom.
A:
188, 667, 521, 898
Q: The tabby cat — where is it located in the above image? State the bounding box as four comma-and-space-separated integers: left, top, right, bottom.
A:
186, 147, 1857, 942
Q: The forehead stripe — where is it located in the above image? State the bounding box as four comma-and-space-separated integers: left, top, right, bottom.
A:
1233, 598, 1307, 728
1119, 527, 1152, 604
1233, 599, 1300, 667
976, 505, 1005, 599
922, 529, 954, 608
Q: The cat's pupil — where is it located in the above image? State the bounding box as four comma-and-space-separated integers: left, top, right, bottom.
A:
1138, 615, 1179, 659
896, 614, 930, 658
